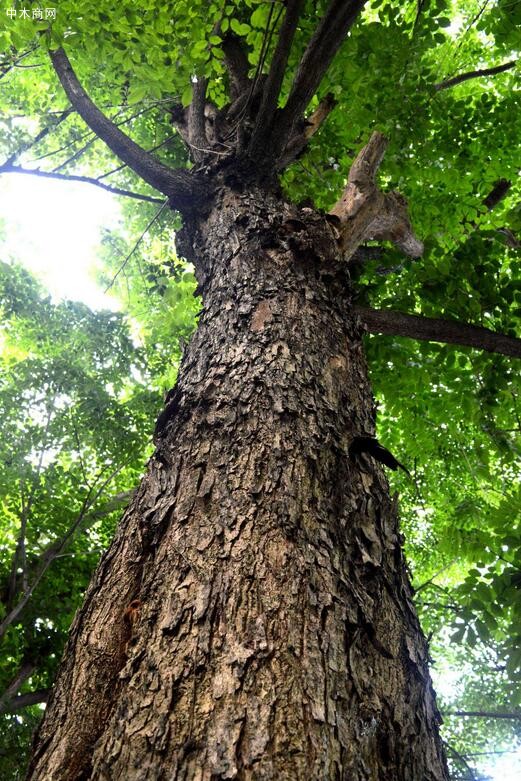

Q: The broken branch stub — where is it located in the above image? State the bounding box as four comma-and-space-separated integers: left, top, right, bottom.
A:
330, 131, 423, 261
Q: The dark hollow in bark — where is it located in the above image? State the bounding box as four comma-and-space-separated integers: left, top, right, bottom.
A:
28, 187, 449, 781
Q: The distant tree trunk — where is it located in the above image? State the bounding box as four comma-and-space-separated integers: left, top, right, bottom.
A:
28, 185, 449, 780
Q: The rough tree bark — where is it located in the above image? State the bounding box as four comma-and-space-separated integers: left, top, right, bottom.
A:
25, 2, 457, 777
28, 184, 449, 780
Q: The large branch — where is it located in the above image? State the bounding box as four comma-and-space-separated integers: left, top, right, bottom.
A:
434, 59, 517, 91
356, 306, 521, 359
49, 48, 200, 210
222, 33, 250, 101
273, 0, 367, 155
187, 77, 209, 161
248, 0, 305, 154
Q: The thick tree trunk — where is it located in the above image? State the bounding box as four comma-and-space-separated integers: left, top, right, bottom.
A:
28, 186, 449, 781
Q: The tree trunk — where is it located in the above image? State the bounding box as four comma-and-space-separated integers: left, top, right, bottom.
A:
28, 186, 449, 781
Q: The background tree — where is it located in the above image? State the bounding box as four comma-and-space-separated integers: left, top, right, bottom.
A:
0, 1, 519, 779
0, 260, 166, 777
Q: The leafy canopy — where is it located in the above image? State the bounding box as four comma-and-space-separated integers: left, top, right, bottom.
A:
0, 0, 520, 778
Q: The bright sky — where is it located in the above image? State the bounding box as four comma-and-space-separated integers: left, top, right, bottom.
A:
0, 173, 120, 310
1, 169, 520, 781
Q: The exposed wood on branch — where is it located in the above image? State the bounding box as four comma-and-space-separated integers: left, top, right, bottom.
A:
49, 48, 200, 210
274, 0, 367, 157
434, 59, 517, 91
278, 93, 337, 168
330, 131, 423, 260
356, 306, 521, 359
248, 0, 305, 154
0, 164, 164, 203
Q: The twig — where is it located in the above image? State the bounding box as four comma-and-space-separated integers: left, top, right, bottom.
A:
0, 164, 164, 204
3, 108, 73, 167
104, 200, 169, 292
415, 559, 458, 592
0, 461, 129, 641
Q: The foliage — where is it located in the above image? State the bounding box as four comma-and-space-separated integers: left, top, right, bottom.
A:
0, 0, 520, 778
0, 261, 162, 777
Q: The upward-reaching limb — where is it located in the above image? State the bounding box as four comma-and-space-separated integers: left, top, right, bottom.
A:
49, 48, 203, 211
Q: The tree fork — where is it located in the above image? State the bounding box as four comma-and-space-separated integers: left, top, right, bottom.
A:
28, 187, 449, 781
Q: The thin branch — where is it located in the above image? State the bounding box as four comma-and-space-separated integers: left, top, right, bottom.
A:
97, 133, 178, 181
0, 45, 39, 82
104, 200, 169, 291
0, 662, 35, 713
0, 462, 129, 642
32, 103, 165, 164
49, 47, 199, 209
225, 3, 279, 143
52, 134, 100, 173
0, 690, 49, 713
7, 406, 54, 607
356, 306, 521, 359
277, 93, 337, 168
413, 0, 428, 31
248, 0, 305, 153
482, 178, 511, 210
275, 0, 367, 155
415, 558, 458, 592
478, 179, 519, 248
434, 59, 517, 91
445, 743, 478, 781
456, 0, 491, 52
3, 108, 73, 167
0, 164, 164, 203
71, 421, 91, 490
445, 710, 521, 720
